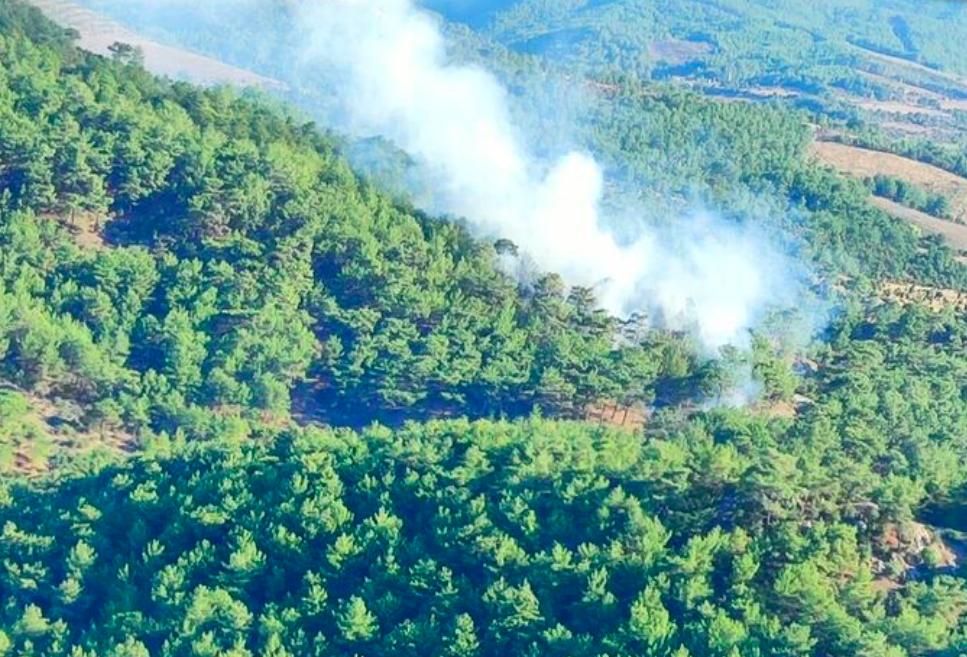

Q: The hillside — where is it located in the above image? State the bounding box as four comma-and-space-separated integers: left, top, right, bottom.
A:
2, 1, 967, 656
435, 0, 967, 126
25, 0, 282, 87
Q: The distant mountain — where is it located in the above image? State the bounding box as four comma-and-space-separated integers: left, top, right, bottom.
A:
426, 0, 967, 140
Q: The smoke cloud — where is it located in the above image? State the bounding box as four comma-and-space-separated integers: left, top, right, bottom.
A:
78, 0, 808, 349
292, 0, 797, 348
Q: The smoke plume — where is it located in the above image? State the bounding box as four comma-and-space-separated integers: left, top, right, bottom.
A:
79, 0, 807, 349
293, 0, 798, 347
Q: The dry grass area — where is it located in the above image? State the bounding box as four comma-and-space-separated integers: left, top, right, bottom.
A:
65, 211, 107, 249
810, 141, 967, 223
0, 384, 135, 478
586, 403, 650, 430
879, 281, 967, 312
871, 197, 967, 251
25, 0, 284, 89
853, 45, 967, 89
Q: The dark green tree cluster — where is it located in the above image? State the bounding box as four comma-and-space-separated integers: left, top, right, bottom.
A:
451, 0, 967, 96
584, 79, 967, 287
0, 414, 965, 657
865, 175, 952, 220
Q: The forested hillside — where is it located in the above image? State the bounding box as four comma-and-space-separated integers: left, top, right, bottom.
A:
0, 6, 714, 448
4, 413, 967, 657
2, 1, 967, 656
447, 1, 967, 76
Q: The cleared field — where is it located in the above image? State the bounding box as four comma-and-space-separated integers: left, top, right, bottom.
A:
810, 140, 967, 223
880, 281, 967, 312
852, 44, 967, 89
871, 197, 967, 251
942, 99, 967, 112
24, 0, 283, 89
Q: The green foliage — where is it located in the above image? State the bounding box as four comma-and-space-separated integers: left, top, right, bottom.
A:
447, 0, 967, 96
0, 416, 964, 656
0, 390, 51, 473
0, 8, 671, 434
0, 4, 965, 657
865, 174, 952, 219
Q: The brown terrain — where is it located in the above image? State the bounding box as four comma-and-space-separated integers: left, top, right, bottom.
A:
837, 44, 967, 141
24, 0, 284, 89
1, 384, 134, 478
874, 521, 963, 587
871, 198, 967, 252
879, 281, 967, 312
809, 140, 967, 227
586, 402, 651, 430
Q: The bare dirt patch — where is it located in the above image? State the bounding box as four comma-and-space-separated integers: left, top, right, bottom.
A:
1, 383, 134, 478
810, 140, 967, 223
25, 0, 284, 89
871, 197, 967, 251
880, 281, 967, 312
648, 38, 712, 65
587, 402, 650, 430
851, 97, 947, 117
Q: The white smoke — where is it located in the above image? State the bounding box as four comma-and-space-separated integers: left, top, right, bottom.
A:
293, 0, 790, 347
77, 0, 804, 349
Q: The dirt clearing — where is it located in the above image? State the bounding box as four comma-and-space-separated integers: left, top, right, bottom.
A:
810, 141, 967, 223
871, 197, 967, 251
25, 0, 284, 89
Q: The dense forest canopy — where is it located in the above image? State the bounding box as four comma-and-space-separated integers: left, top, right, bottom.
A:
1, 1, 967, 656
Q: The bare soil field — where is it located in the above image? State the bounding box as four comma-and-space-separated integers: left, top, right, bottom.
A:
880, 281, 967, 312
871, 197, 967, 251
810, 141, 967, 223
24, 0, 283, 89
941, 99, 967, 112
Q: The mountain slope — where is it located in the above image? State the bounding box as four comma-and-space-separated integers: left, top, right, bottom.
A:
2, 4, 967, 656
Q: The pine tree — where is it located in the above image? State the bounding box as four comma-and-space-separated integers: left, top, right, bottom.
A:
337, 596, 377, 644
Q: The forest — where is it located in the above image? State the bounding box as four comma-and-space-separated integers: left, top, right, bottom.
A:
1, 0, 967, 655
